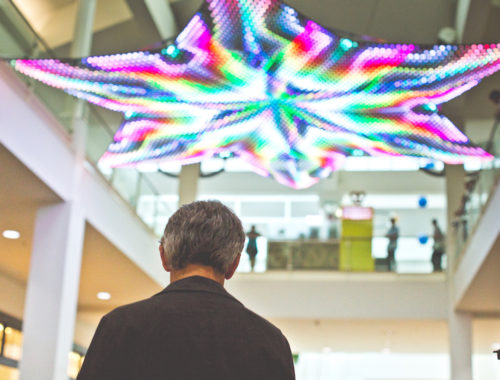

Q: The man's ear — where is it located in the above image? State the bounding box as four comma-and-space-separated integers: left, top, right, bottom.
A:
159, 244, 172, 273
225, 254, 241, 280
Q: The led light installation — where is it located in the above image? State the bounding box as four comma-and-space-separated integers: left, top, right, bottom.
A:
11, 0, 500, 188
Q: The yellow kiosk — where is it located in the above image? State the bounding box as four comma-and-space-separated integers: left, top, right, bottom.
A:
339, 206, 374, 271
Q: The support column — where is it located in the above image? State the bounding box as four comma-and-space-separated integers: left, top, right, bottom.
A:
445, 164, 473, 380
178, 163, 200, 207
448, 310, 473, 380
19, 2, 96, 379
19, 202, 86, 380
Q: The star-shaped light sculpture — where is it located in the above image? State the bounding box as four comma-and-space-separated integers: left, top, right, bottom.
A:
11, 0, 500, 188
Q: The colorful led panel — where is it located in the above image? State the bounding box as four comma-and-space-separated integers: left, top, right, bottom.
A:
11, 0, 500, 188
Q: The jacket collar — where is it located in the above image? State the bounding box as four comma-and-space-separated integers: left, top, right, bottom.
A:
155, 275, 242, 305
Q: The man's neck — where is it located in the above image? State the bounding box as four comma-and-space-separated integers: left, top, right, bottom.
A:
169, 264, 225, 286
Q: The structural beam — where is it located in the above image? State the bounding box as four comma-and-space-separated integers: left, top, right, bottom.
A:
455, 0, 491, 43
144, 0, 178, 40
178, 163, 200, 206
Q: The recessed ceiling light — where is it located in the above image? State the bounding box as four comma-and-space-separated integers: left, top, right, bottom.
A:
97, 292, 111, 301
2, 230, 20, 239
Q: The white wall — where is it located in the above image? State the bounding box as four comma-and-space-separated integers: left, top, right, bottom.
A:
227, 272, 448, 320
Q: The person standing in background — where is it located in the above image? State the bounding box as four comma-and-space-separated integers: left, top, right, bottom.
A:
246, 225, 261, 271
431, 219, 445, 272
385, 218, 399, 271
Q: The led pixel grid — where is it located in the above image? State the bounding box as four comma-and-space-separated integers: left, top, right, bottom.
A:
12, 0, 500, 188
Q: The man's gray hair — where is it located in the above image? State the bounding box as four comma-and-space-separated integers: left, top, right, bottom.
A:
161, 200, 245, 273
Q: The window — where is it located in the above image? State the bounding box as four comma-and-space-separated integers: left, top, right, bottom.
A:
0, 365, 19, 380
3, 328, 22, 361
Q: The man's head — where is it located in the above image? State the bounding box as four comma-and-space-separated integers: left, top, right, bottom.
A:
432, 218, 438, 226
390, 218, 396, 225
159, 201, 245, 279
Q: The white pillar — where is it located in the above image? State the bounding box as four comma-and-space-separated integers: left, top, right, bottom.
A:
445, 164, 473, 380
178, 163, 200, 206
19, 201, 86, 380
449, 310, 473, 380
20, 2, 95, 379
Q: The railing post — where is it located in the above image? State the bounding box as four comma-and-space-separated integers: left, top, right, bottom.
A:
69, 0, 96, 160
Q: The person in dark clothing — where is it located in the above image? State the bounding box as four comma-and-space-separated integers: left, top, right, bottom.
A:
385, 218, 399, 271
246, 225, 261, 271
77, 200, 295, 380
431, 219, 445, 272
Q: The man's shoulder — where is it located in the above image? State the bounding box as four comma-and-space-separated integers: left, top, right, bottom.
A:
238, 304, 288, 342
101, 290, 285, 339
101, 295, 160, 326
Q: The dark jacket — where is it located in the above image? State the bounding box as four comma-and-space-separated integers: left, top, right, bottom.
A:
77, 276, 295, 380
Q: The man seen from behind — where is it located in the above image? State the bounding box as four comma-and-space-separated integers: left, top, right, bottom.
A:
77, 200, 295, 380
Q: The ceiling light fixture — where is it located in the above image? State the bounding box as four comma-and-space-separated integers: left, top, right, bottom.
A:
97, 292, 111, 301
2, 230, 20, 239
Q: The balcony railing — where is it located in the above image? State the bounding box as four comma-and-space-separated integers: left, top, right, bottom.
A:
236, 236, 443, 274
453, 119, 500, 264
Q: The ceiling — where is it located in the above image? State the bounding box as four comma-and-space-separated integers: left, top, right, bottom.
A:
78, 224, 162, 313
0, 144, 60, 281
12, 0, 135, 48
11, 0, 500, 49
457, 234, 500, 315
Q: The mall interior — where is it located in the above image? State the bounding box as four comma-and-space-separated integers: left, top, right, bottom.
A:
0, 0, 499, 379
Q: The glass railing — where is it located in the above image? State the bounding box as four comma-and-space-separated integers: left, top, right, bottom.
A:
235, 235, 441, 274
453, 120, 500, 262
0, 0, 74, 133
0, 0, 165, 233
